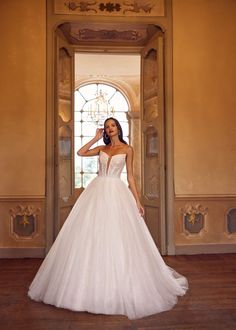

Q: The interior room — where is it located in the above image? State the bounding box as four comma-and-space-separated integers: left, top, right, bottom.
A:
0, 0, 236, 328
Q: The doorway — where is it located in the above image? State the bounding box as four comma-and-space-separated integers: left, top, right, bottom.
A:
46, 21, 174, 255
74, 53, 140, 187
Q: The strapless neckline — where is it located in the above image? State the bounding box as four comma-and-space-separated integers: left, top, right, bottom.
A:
100, 150, 126, 158
99, 150, 126, 177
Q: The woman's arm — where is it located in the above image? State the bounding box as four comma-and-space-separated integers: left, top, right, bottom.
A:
126, 146, 145, 216
77, 128, 104, 156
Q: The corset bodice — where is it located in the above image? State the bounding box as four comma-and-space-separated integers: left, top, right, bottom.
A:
98, 150, 126, 178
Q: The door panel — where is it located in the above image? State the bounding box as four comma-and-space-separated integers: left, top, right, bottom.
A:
55, 35, 75, 236
141, 33, 166, 254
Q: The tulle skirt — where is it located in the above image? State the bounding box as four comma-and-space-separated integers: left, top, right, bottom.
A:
28, 176, 188, 320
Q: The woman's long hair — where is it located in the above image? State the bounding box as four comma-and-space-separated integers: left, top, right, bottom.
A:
103, 117, 127, 145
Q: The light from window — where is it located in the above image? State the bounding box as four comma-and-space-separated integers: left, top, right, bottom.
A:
74, 83, 129, 188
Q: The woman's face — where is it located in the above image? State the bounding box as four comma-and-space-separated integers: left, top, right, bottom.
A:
104, 119, 118, 137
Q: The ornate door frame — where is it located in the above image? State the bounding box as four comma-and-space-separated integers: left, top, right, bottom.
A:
46, 1, 175, 255
141, 31, 166, 253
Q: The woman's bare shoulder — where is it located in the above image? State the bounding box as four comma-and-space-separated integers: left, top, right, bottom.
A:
123, 145, 133, 158
99, 145, 107, 151
126, 145, 133, 153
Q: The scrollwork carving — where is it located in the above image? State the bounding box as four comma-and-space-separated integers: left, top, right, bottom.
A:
180, 204, 208, 224
77, 29, 140, 41
9, 205, 41, 239
180, 204, 208, 235
64, 1, 97, 13
123, 1, 153, 14
61, 0, 162, 16
145, 174, 159, 199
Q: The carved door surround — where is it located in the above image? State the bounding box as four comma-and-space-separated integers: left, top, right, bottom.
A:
54, 33, 76, 237
57, 21, 161, 48
46, 6, 174, 254
141, 31, 166, 253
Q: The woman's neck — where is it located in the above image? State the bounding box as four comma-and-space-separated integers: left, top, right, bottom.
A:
109, 136, 122, 147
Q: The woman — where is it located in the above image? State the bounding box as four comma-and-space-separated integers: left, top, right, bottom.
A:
28, 117, 188, 320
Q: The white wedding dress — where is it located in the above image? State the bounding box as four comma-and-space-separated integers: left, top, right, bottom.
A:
28, 150, 188, 320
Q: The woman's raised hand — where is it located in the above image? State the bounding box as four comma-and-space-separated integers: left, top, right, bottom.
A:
95, 128, 104, 141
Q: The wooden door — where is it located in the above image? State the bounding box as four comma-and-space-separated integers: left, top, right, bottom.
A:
141, 32, 166, 254
54, 33, 75, 236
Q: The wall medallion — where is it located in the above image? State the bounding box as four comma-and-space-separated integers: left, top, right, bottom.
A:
9, 205, 41, 239
180, 204, 208, 235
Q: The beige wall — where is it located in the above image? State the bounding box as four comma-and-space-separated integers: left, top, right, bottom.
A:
0, 0, 46, 196
1, 0, 235, 256
173, 0, 236, 195
173, 0, 236, 253
0, 0, 46, 256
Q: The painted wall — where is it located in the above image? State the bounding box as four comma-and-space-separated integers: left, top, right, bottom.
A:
1, 0, 236, 256
173, 0, 236, 253
0, 0, 46, 196
0, 0, 46, 256
173, 0, 236, 196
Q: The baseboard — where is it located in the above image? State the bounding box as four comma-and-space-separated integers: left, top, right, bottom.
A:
175, 244, 236, 255
0, 247, 45, 258
2, 245, 235, 258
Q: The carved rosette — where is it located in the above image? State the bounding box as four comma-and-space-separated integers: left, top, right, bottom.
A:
180, 204, 208, 235
9, 205, 41, 240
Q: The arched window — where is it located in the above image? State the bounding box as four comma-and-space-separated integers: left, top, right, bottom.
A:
74, 83, 129, 188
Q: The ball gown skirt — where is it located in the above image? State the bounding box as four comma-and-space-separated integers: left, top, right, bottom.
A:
28, 151, 188, 320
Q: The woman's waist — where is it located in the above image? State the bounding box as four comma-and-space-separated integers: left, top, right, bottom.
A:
97, 174, 122, 179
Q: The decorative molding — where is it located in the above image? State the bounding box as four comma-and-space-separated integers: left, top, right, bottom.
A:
73, 28, 141, 41
180, 204, 208, 225
54, 0, 165, 16
144, 96, 158, 122
58, 22, 155, 45
127, 111, 140, 119
226, 208, 236, 234
58, 22, 163, 47
175, 194, 236, 200
176, 244, 236, 255
0, 248, 45, 258
123, 1, 152, 14
175, 197, 236, 248
145, 125, 158, 157
0, 196, 45, 201
145, 174, 159, 199
180, 204, 208, 236
65, 1, 98, 12
99, 2, 121, 12
9, 205, 41, 240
